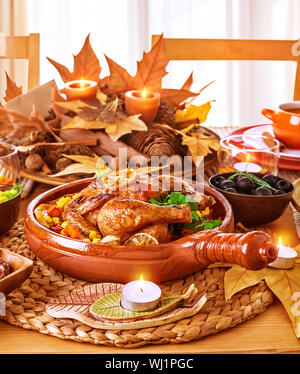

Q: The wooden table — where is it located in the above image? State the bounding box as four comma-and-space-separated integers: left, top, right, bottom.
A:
1, 182, 300, 354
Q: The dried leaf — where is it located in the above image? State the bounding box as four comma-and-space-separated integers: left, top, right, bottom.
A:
46, 57, 73, 83
4, 72, 22, 102
78, 98, 127, 122
175, 102, 212, 124
159, 88, 198, 109
54, 100, 97, 114
224, 244, 300, 338
162, 124, 219, 166
2, 105, 61, 141
103, 55, 136, 93
0, 104, 13, 137
47, 34, 101, 83
181, 72, 194, 90
73, 34, 101, 81
133, 33, 169, 90
50, 153, 105, 177
62, 114, 147, 142
50, 163, 98, 177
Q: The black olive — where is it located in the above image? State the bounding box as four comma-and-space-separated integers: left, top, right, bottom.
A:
224, 187, 238, 193
235, 177, 255, 194
273, 189, 285, 195
219, 180, 236, 190
261, 174, 278, 187
275, 179, 293, 192
254, 187, 272, 196
213, 175, 226, 186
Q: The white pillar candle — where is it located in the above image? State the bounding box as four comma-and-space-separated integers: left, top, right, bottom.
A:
234, 162, 262, 173
268, 244, 298, 269
121, 279, 162, 312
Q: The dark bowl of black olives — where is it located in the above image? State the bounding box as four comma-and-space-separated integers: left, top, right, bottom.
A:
209, 172, 294, 227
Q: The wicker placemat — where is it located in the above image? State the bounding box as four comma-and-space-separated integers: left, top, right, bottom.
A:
0, 219, 274, 348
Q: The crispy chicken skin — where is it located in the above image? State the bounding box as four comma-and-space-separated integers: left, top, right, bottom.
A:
97, 198, 192, 241
61, 172, 212, 243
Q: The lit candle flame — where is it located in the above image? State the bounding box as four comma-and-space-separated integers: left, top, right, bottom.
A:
246, 154, 251, 162
141, 88, 148, 98
79, 79, 86, 88
277, 235, 283, 246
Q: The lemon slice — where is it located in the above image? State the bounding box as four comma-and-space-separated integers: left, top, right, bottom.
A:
292, 178, 300, 212
125, 233, 159, 246
101, 168, 138, 191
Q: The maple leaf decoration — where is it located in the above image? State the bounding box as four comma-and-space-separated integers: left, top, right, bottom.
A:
56, 97, 147, 141
4, 72, 22, 102
47, 34, 101, 83
222, 244, 300, 338
48, 33, 209, 110
0, 106, 61, 141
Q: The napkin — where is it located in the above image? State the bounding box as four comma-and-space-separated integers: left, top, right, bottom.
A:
4, 80, 57, 118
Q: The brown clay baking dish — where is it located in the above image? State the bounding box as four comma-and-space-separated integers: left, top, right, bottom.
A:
0, 248, 33, 295
24, 177, 235, 283
25, 177, 277, 284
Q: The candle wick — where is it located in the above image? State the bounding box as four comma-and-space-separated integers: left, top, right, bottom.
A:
140, 288, 144, 293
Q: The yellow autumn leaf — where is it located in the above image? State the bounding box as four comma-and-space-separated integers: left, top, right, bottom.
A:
223, 244, 300, 338
61, 114, 147, 142
175, 102, 212, 124
50, 154, 106, 177
181, 132, 220, 167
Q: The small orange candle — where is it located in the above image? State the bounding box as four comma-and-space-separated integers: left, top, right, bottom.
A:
125, 89, 160, 123
64, 79, 98, 100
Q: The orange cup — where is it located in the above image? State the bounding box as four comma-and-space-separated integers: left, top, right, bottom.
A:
262, 101, 300, 149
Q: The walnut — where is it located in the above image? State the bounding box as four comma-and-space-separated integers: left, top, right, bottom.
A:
25, 153, 43, 171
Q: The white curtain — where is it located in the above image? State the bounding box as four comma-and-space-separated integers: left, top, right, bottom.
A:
1, 0, 300, 127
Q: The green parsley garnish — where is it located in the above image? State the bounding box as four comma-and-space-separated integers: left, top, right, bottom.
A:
150, 192, 222, 233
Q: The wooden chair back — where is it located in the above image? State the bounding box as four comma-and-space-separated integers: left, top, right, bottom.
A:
0, 33, 40, 91
152, 35, 300, 100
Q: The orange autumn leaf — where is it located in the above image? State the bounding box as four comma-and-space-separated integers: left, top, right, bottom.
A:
181, 72, 194, 90
4, 72, 22, 102
47, 34, 101, 83
0, 103, 13, 137
72, 34, 101, 81
133, 33, 168, 90
159, 88, 198, 109
103, 55, 136, 93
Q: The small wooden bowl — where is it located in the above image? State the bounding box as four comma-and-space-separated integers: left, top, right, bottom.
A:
0, 248, 33, 295
25, 178, 234, 284
209, 173, 294, 227
0, 184, 21, 236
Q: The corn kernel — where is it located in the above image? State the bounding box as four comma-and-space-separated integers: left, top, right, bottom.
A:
83, 238, 90, 242
56, 196, 71, 209
45, 215, 53, 224
89, 231, 99, 241
61, 221, 69, 229
52, 217, 60, 224
92, 237, 101, 243
72, 193, 80, 200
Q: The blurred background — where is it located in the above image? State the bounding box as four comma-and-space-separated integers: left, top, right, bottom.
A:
0, 0, 299, 127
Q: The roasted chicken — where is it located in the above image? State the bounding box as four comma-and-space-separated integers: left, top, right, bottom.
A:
60, 170, 215, 244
